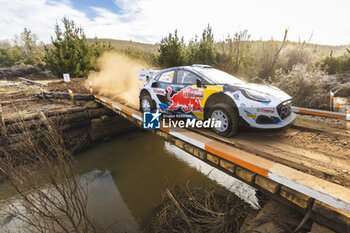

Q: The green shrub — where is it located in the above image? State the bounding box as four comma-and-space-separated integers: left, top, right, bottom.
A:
0, 47, 21, 67
339, 54, 350, 73
317, 48, 350, 74
157, 30, 187, 67
187, 25, 216, 66
15, 28, 45, 68
0, 28, 45, 69
44, 18, 113, 78
318, 56, 342, 74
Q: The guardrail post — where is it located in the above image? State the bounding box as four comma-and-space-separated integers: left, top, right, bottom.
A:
89, 81, 93, 94
68, 89, 74, 104
335, 99, 341, 112
40, 88, 45, 100
330, 91, 334, 111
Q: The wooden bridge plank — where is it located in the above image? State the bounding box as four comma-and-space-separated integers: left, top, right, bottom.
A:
94, 95, 350, 215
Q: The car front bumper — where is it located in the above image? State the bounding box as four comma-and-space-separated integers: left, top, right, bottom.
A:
242, 112, 297, 129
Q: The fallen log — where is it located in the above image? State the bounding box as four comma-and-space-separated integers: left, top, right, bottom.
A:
0, 98, 38, 105
4, 112, 40, 124
18, 77, 47, 86
34, 91, 94, 101
45, 107, 87, 117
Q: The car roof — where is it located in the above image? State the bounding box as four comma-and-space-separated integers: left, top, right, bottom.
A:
160, 65, 212, 72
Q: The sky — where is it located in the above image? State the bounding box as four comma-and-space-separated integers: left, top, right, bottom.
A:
0, 0, 349, 45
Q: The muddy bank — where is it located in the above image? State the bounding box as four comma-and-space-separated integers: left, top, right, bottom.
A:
148, 186, 334, 233
0, 66, 54, 81
0, 98, 138, 157
240, 199, 336, 233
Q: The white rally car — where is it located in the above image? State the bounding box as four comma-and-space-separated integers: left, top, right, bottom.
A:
138, 65, 296, 137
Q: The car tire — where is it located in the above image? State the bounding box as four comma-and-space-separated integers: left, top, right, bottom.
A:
140, 93, 155, 113
208, 103, 238, 137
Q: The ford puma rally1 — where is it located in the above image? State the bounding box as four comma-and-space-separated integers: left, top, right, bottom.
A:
138, 65, 296, 137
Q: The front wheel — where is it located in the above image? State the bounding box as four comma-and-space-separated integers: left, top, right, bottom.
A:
140, 94, 155, 112
208, 103, 238, 137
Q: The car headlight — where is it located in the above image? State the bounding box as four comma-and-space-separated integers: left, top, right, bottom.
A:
241, 89, 270, 102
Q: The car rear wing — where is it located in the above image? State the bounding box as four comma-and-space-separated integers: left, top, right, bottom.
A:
138, 69, 158, 81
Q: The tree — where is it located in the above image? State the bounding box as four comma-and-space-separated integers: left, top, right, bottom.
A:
186, 36, 199, 65
0, 29, 45, 68
0, 47, 21, 67
44, 18, 93, 78
16, 28, 38, 60
258, 28, 289, 79
157, 30, 187, 67
232, 30, 251, 72
189, 24, 216, 65
15, 28, 45, 68
221, 30, 251, 73
90, 38, 114, 70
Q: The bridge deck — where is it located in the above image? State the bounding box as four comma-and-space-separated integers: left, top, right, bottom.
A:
95, 95, 350, 231
192, 125, 350, 187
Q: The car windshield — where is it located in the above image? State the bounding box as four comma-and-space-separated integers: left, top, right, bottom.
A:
196, 68, 245, 85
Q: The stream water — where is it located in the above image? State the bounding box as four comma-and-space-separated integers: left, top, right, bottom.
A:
0, 131, 258, 232
76, 131, 258, 232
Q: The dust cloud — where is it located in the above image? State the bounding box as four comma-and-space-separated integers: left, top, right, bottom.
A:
87, 52, 151, 109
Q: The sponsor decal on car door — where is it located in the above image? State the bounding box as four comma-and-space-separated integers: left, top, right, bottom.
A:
154, 71, 175, 109
166, 86, 204, 113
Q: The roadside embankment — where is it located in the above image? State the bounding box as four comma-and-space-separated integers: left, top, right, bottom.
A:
0, 99, 138, 158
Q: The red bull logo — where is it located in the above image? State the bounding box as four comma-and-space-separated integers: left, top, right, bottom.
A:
167, 87, 203, 113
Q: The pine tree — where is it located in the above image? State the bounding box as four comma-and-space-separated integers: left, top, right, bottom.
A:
44, 18, 93, 78
186, 24, 216, 66
157, 30, 187, 67
196, 24, 216, 65
90, 37, 114, 71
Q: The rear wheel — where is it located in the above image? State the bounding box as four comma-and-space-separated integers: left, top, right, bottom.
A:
208, 103, 238, 137
140, 94, 155, 112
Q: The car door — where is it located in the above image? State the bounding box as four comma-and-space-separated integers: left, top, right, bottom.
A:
151, 70, 175, 110
167, 69, 205, 115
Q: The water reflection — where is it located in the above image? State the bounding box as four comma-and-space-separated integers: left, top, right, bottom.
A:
0, 131, 257, 232
76, 131, 257, 231
86, 170, 140, 232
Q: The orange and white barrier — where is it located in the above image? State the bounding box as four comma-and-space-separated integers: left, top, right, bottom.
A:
330, 91, 334, 111
68, 89, 74, 103
89, 81, 93, 94
40, 88, 46, 99
292, 106, 349, 121
335, 99, 341, 112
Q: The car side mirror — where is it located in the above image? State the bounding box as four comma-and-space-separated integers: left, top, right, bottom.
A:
196, 79, 202, 88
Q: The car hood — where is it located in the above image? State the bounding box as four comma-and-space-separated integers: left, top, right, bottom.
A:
234, 83, 291, 102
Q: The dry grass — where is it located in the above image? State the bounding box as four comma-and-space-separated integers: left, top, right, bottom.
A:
272, 65, 330, 109
0, 116, 101, 232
